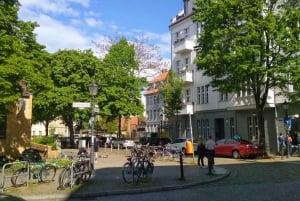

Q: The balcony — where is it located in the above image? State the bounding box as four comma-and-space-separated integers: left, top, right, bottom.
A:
180, 68, 193, 83
173, 38, 194, 54
180, 103, 194, 115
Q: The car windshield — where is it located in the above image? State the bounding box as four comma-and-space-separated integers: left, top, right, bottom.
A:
173, 139, 185, 143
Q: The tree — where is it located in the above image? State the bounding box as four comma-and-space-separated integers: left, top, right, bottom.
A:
49, 49, 101, 146
159, 69, 183, 138
94, 36, 169, 79
193, 0, 300, 155
96, 38, 147, 139
0, 0, 50, 121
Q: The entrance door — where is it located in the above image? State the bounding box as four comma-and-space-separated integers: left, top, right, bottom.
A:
215, 118, 225, 140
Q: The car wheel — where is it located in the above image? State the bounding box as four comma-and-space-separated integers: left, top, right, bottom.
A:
232, 150, 240, 159
120, 144, 124, 149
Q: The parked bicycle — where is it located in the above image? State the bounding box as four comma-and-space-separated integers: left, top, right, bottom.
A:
122, 145, 154, 184
11, 161, 56, 187
57, 152, 92, 190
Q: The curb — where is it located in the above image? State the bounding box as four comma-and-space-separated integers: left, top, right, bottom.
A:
21, 167, 230, 200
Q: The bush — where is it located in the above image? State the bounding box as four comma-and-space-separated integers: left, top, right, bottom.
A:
31, 136, 57, 150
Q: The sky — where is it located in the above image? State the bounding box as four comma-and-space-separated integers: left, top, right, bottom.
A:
18, 0, 183, 61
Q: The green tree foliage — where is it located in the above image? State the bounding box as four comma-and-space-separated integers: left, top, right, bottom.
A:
46, 49, 101, 144
0, 0, 50, 119
160, 70, 183, 119
193, 0, 300, 154
96, 38, 147, 138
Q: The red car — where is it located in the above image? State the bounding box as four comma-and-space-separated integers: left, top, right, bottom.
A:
214, 139, 262, 159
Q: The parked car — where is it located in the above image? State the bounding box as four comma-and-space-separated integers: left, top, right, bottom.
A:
140, 137, 172, 147
112, 139, 135, 149
165, 138, 197, 154
214, 138, 263, 159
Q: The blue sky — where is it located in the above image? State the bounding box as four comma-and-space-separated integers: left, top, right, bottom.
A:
18, 0, 183, 61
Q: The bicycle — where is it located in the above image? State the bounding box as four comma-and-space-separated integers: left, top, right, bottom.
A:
57, 153, 92, 190
11, 161, 56, 187
122, 146, 154, 184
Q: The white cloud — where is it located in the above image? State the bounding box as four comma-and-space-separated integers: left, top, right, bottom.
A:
85, 17, 103, 28
19, 0, 80, 17
33, 14, 91, 52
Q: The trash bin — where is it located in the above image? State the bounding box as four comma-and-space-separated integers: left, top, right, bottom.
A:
79, 140, 86, 148
185, 140, 193, 154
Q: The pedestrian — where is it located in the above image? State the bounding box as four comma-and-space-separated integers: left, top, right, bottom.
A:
278, 133, 285, 159
197, 136, 206, 168
297, 133, 300, 154
205, 135, 215, 174
287, 134, 293, 155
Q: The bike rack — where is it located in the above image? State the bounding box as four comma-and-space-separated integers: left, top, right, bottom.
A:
0, 161, 29, 192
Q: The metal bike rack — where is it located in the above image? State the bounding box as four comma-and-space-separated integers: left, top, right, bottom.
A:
0, 161, 29, 192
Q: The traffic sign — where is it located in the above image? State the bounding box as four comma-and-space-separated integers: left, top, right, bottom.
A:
72, 102, 90, 108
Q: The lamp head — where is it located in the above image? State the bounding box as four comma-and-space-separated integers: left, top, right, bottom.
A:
89, 82, 98, 96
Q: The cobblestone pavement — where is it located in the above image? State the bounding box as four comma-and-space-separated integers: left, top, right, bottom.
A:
1, 148, 300, 201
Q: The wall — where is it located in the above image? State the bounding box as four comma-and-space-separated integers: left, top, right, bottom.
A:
0, 96, 32, 160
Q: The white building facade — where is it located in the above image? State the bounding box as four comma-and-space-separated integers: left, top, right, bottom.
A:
169, 0, 300, 154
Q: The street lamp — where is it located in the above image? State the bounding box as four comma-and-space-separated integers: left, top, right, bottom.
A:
283, 100, 289, 158
89, 81, 98, 170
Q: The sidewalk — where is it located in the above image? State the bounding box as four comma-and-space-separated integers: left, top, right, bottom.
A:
1, 149, 230, 201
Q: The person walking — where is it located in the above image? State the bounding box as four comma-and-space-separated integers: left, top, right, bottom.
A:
278, 133, 285, 159
197, 136, 206, 168
297, 132, 300, 155
287, 134, 293, 156
205, 135, 215, 174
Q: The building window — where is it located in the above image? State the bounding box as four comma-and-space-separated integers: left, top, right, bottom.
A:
184, 27, 189, 38
185, 88, 191, 103
184, 57, 189, 69
199, 85, 209, 104
219, 92, 228, 102
205, 85, 209, 103
230, 117, 235, 138
0, 116, 7, 138
247, 116, 258, 142
197, 87, 200, 104
197, 119, 209, 139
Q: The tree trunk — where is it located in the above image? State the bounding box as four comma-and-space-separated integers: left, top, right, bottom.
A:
118, 115, 122, 139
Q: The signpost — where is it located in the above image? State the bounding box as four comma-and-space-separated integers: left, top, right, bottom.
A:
73, 102, 99, 112
72, 102, 91, 108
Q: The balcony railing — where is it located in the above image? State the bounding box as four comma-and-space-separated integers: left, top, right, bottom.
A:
173, 38, 194, 54
180, 68, 193, 83
179, 103, 194, 115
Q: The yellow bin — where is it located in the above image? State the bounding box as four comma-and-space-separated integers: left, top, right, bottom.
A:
185, 140, 193, 154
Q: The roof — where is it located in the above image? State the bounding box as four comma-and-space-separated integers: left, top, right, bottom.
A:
144, 70, 169, 96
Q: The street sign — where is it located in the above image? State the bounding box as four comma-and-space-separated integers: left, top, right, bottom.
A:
72, 102, 91, 108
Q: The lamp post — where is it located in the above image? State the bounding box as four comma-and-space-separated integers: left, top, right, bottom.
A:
160, 109, 164, 144
89, 81, 98, 170
283, 100, 289, 158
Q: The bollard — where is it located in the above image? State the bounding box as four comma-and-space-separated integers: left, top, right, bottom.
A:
179, 151, 185, 180
207, 150, 213, 175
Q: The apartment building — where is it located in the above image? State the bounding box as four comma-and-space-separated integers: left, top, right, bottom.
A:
144, 70, 169, 139
168, 0, 300, 154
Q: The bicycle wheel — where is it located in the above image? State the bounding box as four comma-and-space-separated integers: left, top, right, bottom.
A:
122, 162, 134, 184
80, 162, 91, 182
145, 162, 154, 179
133, 161, 143, 184
40, 164, 56, 182
58, 168, 72, 190
11, 168, 29, 187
